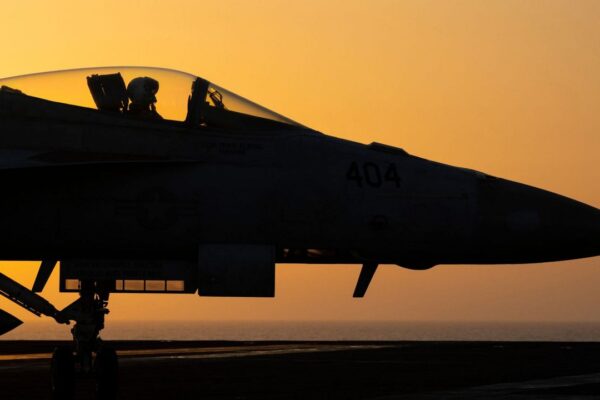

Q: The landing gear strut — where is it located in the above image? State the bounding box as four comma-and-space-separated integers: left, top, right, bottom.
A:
0, 269, 120, 398
51, 280, 118, 400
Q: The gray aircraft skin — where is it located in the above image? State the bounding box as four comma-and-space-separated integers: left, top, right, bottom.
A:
0, 66, 597, 397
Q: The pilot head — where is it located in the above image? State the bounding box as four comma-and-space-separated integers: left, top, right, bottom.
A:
127, 77, 159, 107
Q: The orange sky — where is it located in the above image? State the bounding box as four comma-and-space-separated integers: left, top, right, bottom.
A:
0, 1, 599, 324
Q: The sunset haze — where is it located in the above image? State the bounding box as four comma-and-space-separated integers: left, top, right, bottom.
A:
0, 0, 599, 325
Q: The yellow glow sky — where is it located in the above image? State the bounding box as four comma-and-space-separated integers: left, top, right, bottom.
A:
0, 1, 599, 323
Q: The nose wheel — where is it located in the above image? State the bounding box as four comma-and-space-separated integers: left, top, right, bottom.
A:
95, 347, 119, 399
51, 280, 118, 400
51, 346, 75, 400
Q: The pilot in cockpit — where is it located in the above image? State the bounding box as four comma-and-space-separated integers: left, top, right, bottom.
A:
126, 77, 162, 120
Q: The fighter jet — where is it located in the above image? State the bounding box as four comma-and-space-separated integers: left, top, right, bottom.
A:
0, 67, 598, 399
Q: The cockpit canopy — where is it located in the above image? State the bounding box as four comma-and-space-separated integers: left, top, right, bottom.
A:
0, 66, 301, 130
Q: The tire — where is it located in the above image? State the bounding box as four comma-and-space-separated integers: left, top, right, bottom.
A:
95, 347, 118, 400
51, 346, 75, 400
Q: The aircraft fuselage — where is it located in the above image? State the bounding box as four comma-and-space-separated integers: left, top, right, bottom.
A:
0, 106, 597, 268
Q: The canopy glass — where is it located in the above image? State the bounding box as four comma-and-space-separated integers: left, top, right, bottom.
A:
0, 66, 300, 129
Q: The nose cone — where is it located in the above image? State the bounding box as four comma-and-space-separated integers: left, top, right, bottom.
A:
476, 176, 600, 263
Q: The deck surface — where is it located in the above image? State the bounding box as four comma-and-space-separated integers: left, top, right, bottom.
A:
1, 341, 599, 399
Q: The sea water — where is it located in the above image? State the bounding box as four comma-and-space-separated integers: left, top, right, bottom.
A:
2, 320, 600, 341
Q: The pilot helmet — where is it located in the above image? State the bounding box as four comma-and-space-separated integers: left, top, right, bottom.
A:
127, 77, 159, 105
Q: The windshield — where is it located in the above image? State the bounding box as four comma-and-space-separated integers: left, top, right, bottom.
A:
0, 66, 301, 129
206, 83, 298, 125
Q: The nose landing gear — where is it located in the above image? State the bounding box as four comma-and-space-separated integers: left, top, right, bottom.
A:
51, 280, 118, 400
0, 269, 120, 399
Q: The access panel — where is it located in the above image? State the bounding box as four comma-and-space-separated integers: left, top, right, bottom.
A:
197, 244, 275, 297
60, 260, 196, 293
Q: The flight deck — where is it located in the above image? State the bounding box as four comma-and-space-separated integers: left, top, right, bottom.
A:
1, 340, 599, 399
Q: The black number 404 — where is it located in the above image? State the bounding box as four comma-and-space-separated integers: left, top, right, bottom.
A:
346, 162, 401, 188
